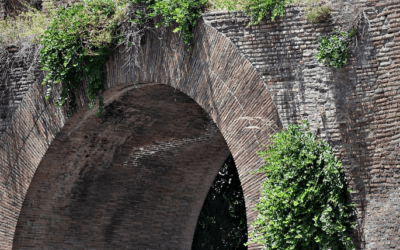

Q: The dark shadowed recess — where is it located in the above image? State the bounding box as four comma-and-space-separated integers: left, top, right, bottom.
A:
192, 155, 248, 250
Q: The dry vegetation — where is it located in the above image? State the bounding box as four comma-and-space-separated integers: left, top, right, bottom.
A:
0, 0, 55, 44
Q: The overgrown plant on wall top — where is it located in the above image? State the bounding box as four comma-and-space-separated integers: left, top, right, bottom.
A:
247, 121, 356, 250
37, 0, 296, 114
315, 28, 357, 70
1, 0, 341, 115
39, 0, 129, 115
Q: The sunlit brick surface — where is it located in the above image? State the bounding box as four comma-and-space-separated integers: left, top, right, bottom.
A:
1, 1, 400, 249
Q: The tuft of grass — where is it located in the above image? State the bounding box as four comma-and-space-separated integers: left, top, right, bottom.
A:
207, 0, 250, 11
0, 0, 56, 44
305, 4, 330, 22
292, 0, 330, 23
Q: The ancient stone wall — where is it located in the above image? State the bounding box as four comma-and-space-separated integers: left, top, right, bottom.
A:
0, 46, 42, 134
0, 1, 400, 249
0, 16, 279, 250
12, 84, 231, 249
200, 2, 400, 248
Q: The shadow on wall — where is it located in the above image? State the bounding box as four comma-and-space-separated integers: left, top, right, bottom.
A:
12, 84, 231, 250
331, 31, 376, 250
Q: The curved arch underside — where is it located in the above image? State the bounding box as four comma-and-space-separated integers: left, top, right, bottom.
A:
2, 2, 400, 248
0, 18, 281, 250
12, 84, 230, 249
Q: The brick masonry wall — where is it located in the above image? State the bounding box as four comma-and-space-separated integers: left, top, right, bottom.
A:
199, 1, 400, 248
106, 20, 281, 250
0, 20, 280, 249
12, 84, 230, 249
0, 1, 399, 249
0, 46, 41, 134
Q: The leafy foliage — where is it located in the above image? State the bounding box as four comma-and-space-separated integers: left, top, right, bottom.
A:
192, 155, 247, 250
248, 121, 356, 250
208, 0, 292, 25
131, 0, 295, 45
131, 0, 208, 48
315, 28, 356, 70
39, 0, 128, 115
244, 0, 291, 25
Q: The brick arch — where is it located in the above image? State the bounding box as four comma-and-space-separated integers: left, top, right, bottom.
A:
0, 19, 281, 250
12, 83, 232, 249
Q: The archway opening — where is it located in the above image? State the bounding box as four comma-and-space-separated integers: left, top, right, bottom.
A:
12, 83, 248, 249
192, 154, 248, 250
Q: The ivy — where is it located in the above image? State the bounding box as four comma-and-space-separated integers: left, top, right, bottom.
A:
39, 0, 128, 115
247, 121, 356, 250
315, 28, 356, 70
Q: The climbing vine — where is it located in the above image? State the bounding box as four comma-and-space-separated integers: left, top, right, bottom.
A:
2, 0, 365, 115
39, 0, 128, 115
38, 0, 293, 115
247, 121, 357, 250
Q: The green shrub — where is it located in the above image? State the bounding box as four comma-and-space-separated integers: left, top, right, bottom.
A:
247, 121, 356, 250
315, 28, 356, 70
39, 0, 128, 115
131, 0, 208, 48
244, 0, 291, 25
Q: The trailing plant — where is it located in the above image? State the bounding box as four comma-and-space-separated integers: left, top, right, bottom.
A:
315, 28, 356, 70
39, 0, 129, 115
247, 121, 356, 250
130, 0, 296, 44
